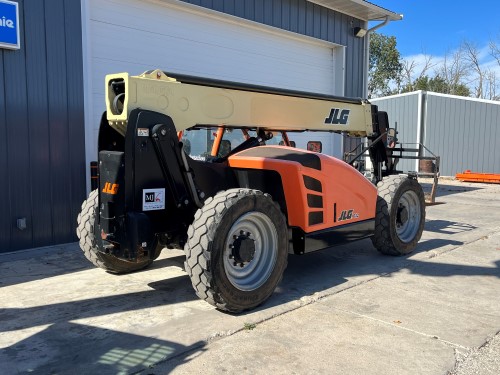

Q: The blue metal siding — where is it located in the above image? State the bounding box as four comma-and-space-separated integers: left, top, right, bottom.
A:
25, 0, 53, 247
3, 1, 32, 251
47, 0, 73, 244
65, 0, 87, 248
0, 43, 8, 250
179, 0, 366, 97
0, 0, 85, 252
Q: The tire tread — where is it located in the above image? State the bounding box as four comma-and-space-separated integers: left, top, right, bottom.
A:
371, 175, 425, 256
76, 190, 153, 274
184, 188, 287, 312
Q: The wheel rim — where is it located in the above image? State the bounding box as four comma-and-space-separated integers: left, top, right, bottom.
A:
223, 211, 278, 291
395, 190, 422, 243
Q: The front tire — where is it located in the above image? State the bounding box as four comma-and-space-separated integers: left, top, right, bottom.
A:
371, 175, 425, 256
76, 190, 154, 273
184, 189, 288, 312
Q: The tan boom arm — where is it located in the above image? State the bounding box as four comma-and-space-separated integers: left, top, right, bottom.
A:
106, 69, 375, 137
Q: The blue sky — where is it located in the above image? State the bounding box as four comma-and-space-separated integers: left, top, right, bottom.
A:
370, 1, 500, 57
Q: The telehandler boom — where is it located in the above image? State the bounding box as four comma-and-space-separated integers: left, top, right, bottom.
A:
77, 70, 426, 312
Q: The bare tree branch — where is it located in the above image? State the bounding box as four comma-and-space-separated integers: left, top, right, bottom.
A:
490, 36, 500, 67
437, 46, 471, 95
484, 70, 498, 100
462, 41, 485, 98
400, 53, 434, 92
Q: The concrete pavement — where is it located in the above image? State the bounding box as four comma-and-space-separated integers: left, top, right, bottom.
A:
1, 179, 499, 374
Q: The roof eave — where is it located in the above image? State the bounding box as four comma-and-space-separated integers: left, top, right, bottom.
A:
307, 0, 402, 22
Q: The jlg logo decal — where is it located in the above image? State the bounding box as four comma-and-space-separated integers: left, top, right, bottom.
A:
338, 209, 359, 222
102, 182, 119, 195
325, 108, 350, 125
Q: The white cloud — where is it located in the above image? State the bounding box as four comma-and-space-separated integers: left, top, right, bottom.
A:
401, 42, 500, 99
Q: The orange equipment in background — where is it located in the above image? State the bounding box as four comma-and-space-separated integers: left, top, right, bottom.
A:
455, 170, 500, 184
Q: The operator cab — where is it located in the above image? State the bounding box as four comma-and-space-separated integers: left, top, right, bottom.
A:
179, 126, 293, 162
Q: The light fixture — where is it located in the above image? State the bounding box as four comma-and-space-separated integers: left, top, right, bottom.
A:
354, 27, 367, 38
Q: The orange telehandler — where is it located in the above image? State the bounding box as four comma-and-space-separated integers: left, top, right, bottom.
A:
77, 70, 427, 312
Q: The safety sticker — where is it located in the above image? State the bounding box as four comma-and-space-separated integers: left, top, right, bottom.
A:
143, 188, 165, 211
137, 128, 149, 137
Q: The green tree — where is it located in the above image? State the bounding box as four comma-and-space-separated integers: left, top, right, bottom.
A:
403, 75, 470, 97
368, 33, 403, 98
451, 82, 471, 97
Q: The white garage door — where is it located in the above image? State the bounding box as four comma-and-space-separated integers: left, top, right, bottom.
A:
82, 0, 344, 164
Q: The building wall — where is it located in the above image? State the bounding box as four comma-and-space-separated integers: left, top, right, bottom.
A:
1, 0, 366, 253
372, 91, 500, 176
179, 0, 366, 97
0, 0, 86, 252
180, 0, 368, 159
371, 92, 422, 173
424, 93, 500, 175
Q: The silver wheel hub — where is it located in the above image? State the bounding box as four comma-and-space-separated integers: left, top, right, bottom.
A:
395, 190, 422, 243
224, 212, 278, 291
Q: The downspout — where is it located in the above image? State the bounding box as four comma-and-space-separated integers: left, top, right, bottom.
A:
362, 16, 391, 98
361, 16, 395, 173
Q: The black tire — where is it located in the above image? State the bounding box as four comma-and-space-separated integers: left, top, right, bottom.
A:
371, 175, 425, 256
76, 190, 154, 273
184, 189, 288, 313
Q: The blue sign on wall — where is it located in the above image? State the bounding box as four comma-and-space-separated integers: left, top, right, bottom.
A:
0, 0, 20, 50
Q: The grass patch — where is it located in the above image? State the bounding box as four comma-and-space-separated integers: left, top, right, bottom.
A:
243, 322, 256, 331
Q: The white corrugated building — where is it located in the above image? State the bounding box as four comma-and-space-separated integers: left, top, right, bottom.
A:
372, 91, 500, 176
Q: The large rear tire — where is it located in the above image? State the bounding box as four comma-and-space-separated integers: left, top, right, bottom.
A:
76, 190, 154, 273
184, 189, 288, 313
371, 175, 425, 256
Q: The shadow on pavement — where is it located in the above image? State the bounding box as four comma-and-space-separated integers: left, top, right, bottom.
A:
0, 275, 195, 333
0, 321, 205, 375
254, 218, 497, 313
406, 259, 500, 278
0, 272, 201, 373
415, 238, 464, 252
420, 182, 483, 198
0, 249, 185, 289
150, 254, 185, 270
425, 220, 476, 235
2, 234, 498, 373
1, 217, 497, 373
0, 246, 94, 288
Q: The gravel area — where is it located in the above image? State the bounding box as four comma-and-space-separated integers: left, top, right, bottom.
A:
449, 332, 500, 375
